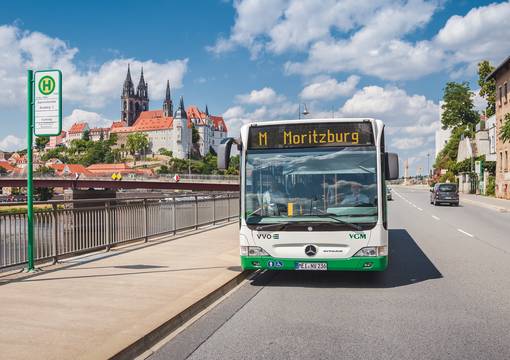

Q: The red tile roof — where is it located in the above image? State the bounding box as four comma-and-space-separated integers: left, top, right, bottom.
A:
68, 122, 88, 134
48, 164, 94, 176
0, 161, 15, 172
186, 106, 227, 132
111, 110, 173, 133
111, 121, 127, 129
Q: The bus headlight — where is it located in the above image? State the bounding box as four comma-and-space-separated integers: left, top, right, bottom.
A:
353, 246, 387, 257
241, 246, 270, 256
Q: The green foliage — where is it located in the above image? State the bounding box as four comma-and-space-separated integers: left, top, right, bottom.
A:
486, 175, 495, 196
441, 82, 479, 131
192, 125, 200, 144
41, 136, 119, 167
82, 129, 90, 141
500, 113, 510, 143
158, 148, 173, 157
157, 165, 171, 174
126, 132, 149, 160
439, 171, 456, 183
0, 166, 7, 175
35, 136, 49, 151
225, 155, 240, 175
434, 127, 464, 170
34, 187, 54, 201
484, 161, 496, 176
477, 60, 496, 118
35, 165, 55, 175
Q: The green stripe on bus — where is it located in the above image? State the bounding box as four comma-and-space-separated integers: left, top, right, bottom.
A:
241, 256, 388, 272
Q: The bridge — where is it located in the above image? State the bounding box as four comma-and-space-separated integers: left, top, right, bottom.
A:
0, 174, 240, 191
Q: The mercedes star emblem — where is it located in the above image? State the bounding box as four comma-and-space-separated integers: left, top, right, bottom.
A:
304, 245, 317, 257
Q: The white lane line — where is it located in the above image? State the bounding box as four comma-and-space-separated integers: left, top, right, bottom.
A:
416, 207, 423, 211
432, 215, 440, 220
457, 228, 474, 237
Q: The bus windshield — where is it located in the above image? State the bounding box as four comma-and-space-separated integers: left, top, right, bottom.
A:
245, 146, 378, 229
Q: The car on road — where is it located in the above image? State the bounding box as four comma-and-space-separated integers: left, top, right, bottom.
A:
386, 186, 393, 201
430, 183, 459, 206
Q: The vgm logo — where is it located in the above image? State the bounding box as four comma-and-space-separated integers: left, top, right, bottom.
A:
256, 233, 279, 240
349, 233, 367, 240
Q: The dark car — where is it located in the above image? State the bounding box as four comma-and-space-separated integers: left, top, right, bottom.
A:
430, 183, 459, 206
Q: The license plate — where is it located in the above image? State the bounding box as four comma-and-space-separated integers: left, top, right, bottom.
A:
295, 262, 327, 271
444, 197, 451, 199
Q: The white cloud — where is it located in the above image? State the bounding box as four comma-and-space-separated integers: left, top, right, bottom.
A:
472, 88, 488, 114
0, 134, 25, 151
0, 25, 188, 109
213, 0, 510, 81
207, 0, 287, 58
435, 2, 510, 65
236, 87, 285, 105
339, 85, 439, 163
300, 75, 360, 101
63, 109, 113, 130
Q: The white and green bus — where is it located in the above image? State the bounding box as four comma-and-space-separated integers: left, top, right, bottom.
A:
218, 118, 398, 271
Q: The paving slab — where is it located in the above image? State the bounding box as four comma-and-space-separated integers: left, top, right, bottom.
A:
0, 224, 241, 360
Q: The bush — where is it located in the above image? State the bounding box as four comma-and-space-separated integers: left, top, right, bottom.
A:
486, 175, 495, 196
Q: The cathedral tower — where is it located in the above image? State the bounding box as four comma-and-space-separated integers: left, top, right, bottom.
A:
121, 65, 149, 126
162, 80, 173, 117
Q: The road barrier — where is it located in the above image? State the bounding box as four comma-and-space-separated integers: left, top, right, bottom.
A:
0, 193, 239, 270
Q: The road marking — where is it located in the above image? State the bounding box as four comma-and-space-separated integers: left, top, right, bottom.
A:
457, 228, 474, 237
416, 207, 423, 211
432, 215, 440, 220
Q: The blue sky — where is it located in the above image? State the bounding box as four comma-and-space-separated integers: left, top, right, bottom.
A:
1, 0, 509, 174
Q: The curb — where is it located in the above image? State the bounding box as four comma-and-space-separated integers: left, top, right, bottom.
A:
460, 197, 509, 213
109, 269, 253, 360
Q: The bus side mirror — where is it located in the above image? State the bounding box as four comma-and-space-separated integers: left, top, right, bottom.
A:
385, 152, 399, 180
218, 137, 236, 170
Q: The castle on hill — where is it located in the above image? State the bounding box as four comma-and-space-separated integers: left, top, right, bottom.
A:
58, 66, 228, 159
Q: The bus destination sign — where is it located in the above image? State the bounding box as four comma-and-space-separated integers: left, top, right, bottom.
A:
248, 122, 374, 149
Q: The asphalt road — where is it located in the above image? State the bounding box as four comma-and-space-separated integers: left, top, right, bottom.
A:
149, 187, 510, 360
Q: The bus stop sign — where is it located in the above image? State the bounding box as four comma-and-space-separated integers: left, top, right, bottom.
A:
34, 70, 62, 137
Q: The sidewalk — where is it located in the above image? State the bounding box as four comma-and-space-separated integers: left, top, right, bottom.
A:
460, 193, 510, 212
0, 224, 242, 360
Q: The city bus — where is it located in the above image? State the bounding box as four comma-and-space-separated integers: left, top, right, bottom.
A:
218, 118, 398, 271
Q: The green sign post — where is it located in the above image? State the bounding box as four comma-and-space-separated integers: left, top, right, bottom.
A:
26, 69, 62, 271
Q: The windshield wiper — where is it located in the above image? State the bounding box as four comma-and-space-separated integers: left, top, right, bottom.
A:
306, 207, 362, 231
252, 222, 294, 231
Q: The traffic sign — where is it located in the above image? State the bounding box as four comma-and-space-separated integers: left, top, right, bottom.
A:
34, 70, 62, 137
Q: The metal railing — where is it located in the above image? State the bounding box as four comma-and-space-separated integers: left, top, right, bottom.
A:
0, 193, 239, 270
0, 173, 240, 184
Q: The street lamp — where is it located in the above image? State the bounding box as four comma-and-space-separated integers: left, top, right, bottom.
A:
298, 103, 309, 119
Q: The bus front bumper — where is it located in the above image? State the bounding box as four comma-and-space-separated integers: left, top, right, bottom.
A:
241, 255, 388, 271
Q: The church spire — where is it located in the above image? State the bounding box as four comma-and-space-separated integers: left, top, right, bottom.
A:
122, 64, 134, 96
162, 80, 173, 117
205, 104, 209, 116
174, 96, 187, 119
137, 67, 148, 99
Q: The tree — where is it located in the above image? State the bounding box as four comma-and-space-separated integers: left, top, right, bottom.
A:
35, 136, 49, 151
500, 113, 510, 143
441, 82, 479, 131
191, 125, 200, 144
34, 187, 54, 201
477, 60, 496, 118
35, 165, 55, 175
158, 148, 173, 157
0, 166, 7, 175
126, 132, 149, 163
82, 129, 90, 141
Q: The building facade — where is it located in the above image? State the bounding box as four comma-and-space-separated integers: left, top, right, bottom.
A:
488, 56, 510, 199
63, 67, 227, 160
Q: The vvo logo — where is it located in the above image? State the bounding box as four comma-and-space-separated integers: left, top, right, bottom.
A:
349, 233, 367, 240
256, 233, 279, 240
